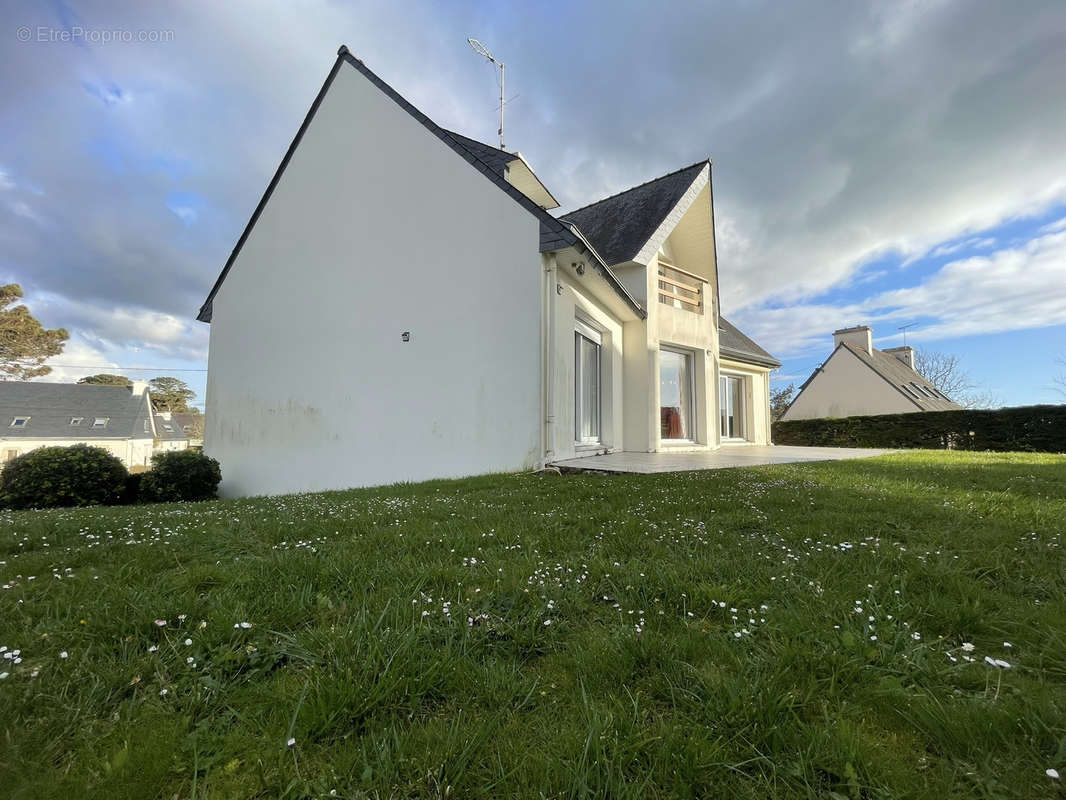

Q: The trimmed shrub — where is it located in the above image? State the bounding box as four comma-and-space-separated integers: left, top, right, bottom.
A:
773, 404, 1066, 453
140, 449, 221, 503
0, 444, 128, 510
120, 472, 145, 505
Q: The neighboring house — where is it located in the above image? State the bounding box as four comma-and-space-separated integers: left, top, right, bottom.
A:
170, 412, 204, 449
152, 411, 191, 453
198, 46, 780, 497
780, 326, 964, 421
0, 381, 156, 469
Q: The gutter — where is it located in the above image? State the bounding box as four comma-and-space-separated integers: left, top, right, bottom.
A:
562, 222, 647, 319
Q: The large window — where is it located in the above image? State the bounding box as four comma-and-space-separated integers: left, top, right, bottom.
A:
660, 348, 694, 441
720, 375, 746, 440
574, 321, 601, 443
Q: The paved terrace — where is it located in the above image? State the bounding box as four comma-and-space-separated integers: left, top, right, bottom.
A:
552, 445, 890, 474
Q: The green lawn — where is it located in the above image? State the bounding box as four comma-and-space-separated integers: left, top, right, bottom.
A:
2, 451, 1065, 799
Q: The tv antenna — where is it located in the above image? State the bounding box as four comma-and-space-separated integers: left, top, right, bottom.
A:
897, 322, 918, 346
468, 37, 507, 150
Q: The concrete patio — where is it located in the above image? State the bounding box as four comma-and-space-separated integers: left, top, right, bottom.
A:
552, 445, 889, 474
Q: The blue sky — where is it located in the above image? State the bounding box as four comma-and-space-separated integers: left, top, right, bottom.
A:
2, 1, 1065, 410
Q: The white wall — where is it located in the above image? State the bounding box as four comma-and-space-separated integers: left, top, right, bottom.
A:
206, 63, 543, 496
781, 346, 919, 420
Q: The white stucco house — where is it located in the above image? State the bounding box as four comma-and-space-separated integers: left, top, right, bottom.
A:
779, 326, 963, 421
198, 46, 780, 497
0, 381, 157, 469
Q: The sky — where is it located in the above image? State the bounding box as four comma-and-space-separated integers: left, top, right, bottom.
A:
2, 0, 1065, 410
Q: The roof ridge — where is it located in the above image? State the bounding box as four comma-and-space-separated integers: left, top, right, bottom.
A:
558, 159, 710, 219
443, 129, 510, 156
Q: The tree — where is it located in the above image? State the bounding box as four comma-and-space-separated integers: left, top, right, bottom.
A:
770, 383, 795, 422
77, 374, 131, 386
0, 284, 68, 380
148, 376, 196, 412
1054, 355, 1066, 399
914, 350, 996, 409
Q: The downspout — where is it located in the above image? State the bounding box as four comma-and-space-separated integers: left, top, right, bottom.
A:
543, 253, 557, 464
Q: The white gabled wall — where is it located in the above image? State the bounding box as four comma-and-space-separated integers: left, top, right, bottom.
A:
205, 63, 543, 496
781, 347, 918, 420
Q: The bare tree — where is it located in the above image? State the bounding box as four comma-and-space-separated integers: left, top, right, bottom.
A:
914, 350, 998, 408
769, 383, 795, 422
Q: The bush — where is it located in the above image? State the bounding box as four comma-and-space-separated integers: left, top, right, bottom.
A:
140, 449, 222, 503
0, 444, 128, 510
772, 404, 1066, 453
119, 472, 145, 505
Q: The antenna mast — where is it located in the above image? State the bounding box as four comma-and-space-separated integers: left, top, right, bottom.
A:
897, 322, 918, 346
468, 37, 506, 149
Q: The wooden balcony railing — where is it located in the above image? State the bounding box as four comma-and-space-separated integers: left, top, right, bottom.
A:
657, 260, 704, 314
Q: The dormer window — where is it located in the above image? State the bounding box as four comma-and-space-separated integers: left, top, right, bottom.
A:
92, 417, 109, 429
10, 416, 29, 428
163, 423, 174, 432
70, 417, 83, 426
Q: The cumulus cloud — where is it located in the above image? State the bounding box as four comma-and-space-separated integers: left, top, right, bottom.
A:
1, 0, 1065, 374
734, 228, 1066, 359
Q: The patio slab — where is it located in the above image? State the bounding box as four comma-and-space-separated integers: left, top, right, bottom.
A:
552, 445, 890, 474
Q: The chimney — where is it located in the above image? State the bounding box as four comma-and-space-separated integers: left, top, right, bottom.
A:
130, 380, 149, 396
833, 325, 873, 355
883, 346, 915, 370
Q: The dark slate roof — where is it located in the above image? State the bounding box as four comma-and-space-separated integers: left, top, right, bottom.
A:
718, 318, 781, 367
558, 162, 708, 265
197, 47, 644, 322
153, 413, 190, 441
0, 382, 153, 439
443, 130, 514, 177
841, 344, 964, 411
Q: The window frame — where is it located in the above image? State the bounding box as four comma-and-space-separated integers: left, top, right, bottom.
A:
719, 373, 748, 441
574, 320, 603, 444
659, 346, 696, 443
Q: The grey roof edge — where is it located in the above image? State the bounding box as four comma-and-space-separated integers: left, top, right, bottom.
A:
563, 223, 647, 319
719, 348, 781, 368
197, 49, 349, 323
631, 163, 711, 266
198, 46, 594, 323
559, 157, 713, 221
718, 317, 781, 368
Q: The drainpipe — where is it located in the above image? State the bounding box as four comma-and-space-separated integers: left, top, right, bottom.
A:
543, 253, 557, 464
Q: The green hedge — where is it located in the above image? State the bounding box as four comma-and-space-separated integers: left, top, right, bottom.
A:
0, 444, 128, 510
772, 405, 1066, 453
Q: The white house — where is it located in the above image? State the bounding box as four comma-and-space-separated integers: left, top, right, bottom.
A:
199, 46, 780, 497
0, 381, 157, 469
779, 326, 963, 421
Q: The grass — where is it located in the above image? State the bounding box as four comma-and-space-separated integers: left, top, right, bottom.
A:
1, 450, 1065, 799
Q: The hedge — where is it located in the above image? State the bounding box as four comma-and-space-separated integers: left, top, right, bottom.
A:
0, 444, 128, 510
139, 449, 222, 503
772, 404, 1066, 453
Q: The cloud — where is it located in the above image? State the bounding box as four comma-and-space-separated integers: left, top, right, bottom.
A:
732, 227, 1066, 359
1, 0, 1065, 379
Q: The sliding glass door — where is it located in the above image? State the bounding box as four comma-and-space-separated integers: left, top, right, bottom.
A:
575, 325, 601, 443
660, 348, 694, 441
719, 375, 746, 440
